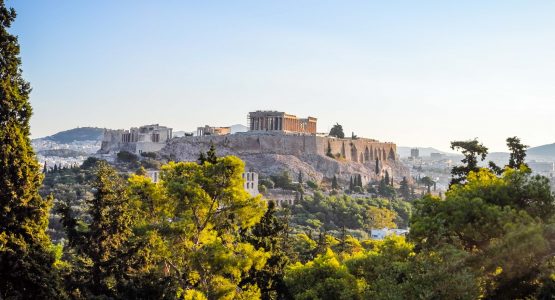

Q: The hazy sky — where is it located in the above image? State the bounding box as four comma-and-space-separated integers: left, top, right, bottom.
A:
8, 1, 555, 151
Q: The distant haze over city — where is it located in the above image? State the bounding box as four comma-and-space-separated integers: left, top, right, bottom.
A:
10, 1, 555, 151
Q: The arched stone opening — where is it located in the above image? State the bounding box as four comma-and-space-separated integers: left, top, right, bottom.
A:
365, 147, 370, 161
351, 144, 358, 162
388, 148, 396, 160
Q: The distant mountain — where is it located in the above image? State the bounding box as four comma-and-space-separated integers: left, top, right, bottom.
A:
40, 127, 104, 143
230, 124, 248, 134
528, 143, 555, 158
397, 146, 454, 158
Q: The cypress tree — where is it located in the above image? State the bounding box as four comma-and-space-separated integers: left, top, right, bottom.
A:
0, 2, 64, 297
60, 161, 135, 297
206, 143, 217, 164
375, 158, 380, 175
331, 175, 339, 190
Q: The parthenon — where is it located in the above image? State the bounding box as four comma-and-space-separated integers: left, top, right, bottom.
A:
248, 111, 317, 134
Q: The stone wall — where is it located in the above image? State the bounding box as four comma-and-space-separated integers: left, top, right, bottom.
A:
164, 133, 396, 162
160, 133, 406, 184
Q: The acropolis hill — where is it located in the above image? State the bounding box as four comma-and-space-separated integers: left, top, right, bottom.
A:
100, 110, 408, 184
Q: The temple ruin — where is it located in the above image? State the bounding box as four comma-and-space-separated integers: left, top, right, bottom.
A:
99, 124, 172, 155
248, 111, 317, 134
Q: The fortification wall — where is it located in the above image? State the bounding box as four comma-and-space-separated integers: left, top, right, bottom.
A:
165, 133, 396, 162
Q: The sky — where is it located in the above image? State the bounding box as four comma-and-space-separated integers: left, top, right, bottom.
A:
7, 1, 555, 152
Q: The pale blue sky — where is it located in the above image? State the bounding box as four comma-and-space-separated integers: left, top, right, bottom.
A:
8, 1, 555, 151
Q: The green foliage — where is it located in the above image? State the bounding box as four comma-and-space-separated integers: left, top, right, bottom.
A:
411, 166, 555, 298
59, 160, 137, 297
306, 180, 318, 190
329, 123, 345, 138
129, 155, 268, 298
0, 3, 65, 297
366, 206, 397, 230
331, 175, 339, 190
450, 139, 488, 185
241, 201, 290, 299
420, 176, 435, 194
399, 177, 410, 200
117, 150, 139, 163
285, 249, 362, 300
270, 170, 294, 190
287, 193, 411, 234
140, 151, 157, 159
506, 136, 528, 169
81, 156, 101, 169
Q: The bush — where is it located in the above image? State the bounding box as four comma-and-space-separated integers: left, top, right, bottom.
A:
81, 157, 100, 169
271, 171, 294, 190
117, 151, 138, 163
259, 178, 275, 189
141, 159, 161, 169
306, 180, 319, 190
140, 151, 157, 159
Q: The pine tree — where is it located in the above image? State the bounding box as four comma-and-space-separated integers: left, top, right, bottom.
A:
506, 136, 528, 169
375, 158, 380, 175
0, 2, 64, 297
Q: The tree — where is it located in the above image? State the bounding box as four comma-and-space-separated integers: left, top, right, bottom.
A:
411, 167, 555, 298
399, 177, 410, 200
450, 139, 488, 185
129, 156, 268, 298
285, 249, 361, 300
420, 176, 435, 194
0, 3, 64, 298
241, 201, 290, 299
271, 170, 293, 190
506, 136, 528, 169
198, 151, 207, 165
297, 170, 303, 184
332, 175, 339, 190
349, 176, 354, 191
375, 158, 380, 175
60, 161, 137, 297
329, 123, 345, 138
366, 206, 397, 230
206, 142, 217, 164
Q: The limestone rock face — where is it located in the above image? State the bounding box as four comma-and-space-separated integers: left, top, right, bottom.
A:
160, 134, 409, 185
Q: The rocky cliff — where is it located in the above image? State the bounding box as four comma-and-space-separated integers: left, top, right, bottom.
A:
161, 133, 409, 185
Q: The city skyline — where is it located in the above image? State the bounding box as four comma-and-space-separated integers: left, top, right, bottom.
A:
9, 0, 555, 152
